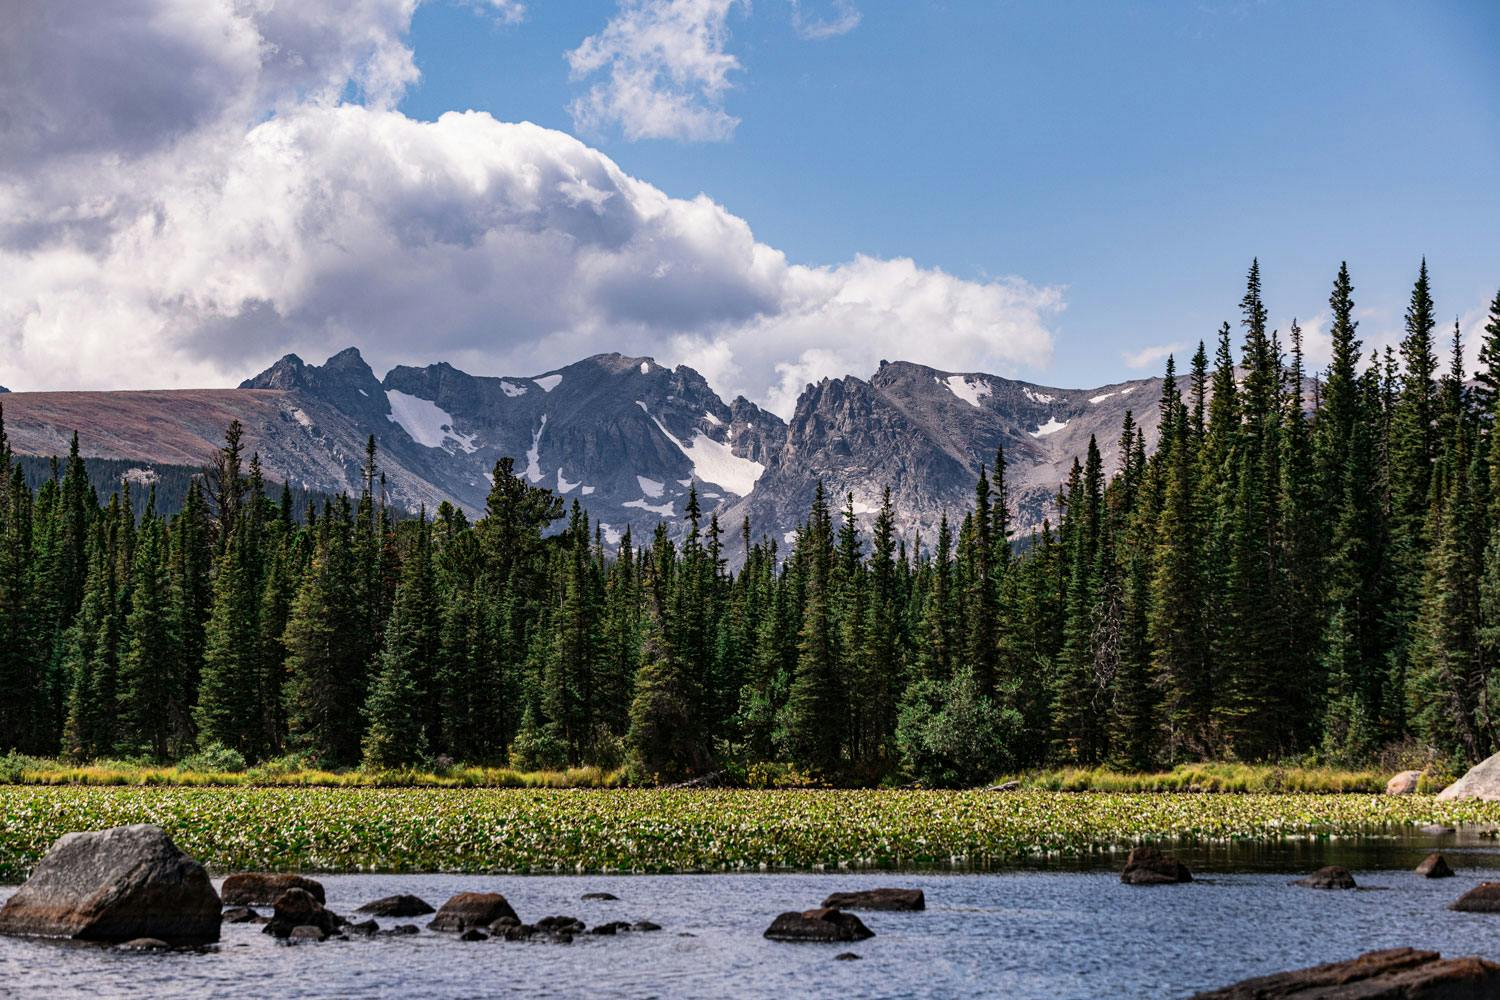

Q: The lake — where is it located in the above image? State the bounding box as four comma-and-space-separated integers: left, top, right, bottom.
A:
4, 828, 1500, 998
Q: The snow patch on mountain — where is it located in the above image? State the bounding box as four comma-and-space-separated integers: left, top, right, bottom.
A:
1023, 388, 1057, 404
557, 468, 579, 494
1089, 392, 1115, 404
624, 497, 675, 517
500, 380, 527, 397
942, 374, 992, 407
636, 475, 665, 498
1029, 417, 1069, 437
534, 373, 563, 392
525, 415, 548, 483
637, 403, 765, 496
386, 389, 477, 453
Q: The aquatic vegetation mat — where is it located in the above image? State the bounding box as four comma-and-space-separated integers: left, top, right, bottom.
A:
2, 788, 1498, 882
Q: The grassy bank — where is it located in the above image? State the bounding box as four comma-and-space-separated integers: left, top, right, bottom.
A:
1019, 763, 1451, 794
2, 786, 1497, 882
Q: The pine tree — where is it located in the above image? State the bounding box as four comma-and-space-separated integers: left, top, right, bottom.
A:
118, 498, 177, 759
781, 483, 845, 775
363, 512, 437, 769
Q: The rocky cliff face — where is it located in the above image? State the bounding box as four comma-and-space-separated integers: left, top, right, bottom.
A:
3, 348, 1164, 556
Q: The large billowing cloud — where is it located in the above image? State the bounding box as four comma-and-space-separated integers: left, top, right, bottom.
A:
0, 0, 1062, 416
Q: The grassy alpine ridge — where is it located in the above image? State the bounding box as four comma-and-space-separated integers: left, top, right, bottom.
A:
3, 787, 1499, 882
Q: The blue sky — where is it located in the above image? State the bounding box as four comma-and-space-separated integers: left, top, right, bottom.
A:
402, 0, 1500, 386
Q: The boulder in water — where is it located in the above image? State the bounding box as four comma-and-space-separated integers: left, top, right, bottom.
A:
1189, 947, 1500, 998
0, 824, 220, 945
1386, 770, 1422, 795
1294, 866, 1357, 889
355, 894, 434, 917
1120, 846, 1192, 885
1437, 752, 1500, 800
429, 892, 519, 932
1451, 883, 1500, 913
581, 892, 620, 901
221, 873, 325, 906
764, 907, 874, 942
821, 888, 925, 911
263, 887, 342, 939
1417, 853, 1456, 878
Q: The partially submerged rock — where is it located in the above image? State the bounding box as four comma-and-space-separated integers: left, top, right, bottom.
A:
429, 892, 519, 932
264, 887, 342, 940
1120, 846, 1192, 885
115, 937, 171, 951
0, 824, 220, 946
581, 892, 620, 901
821, 888, 925, 911
1437, 751, 1500, 801
222, 906, 263, 924
764, 907, 874, 943
1417, 853, 1456, 879
1451, 883, 1500, 913
1385, 770, 1422, 795
287, 924, 327, 944
356, 894, 434, 917
835, 952, 862, 961
1293, 866, 1357, 889
221, 873, 325, 906
1189, 947, 1500, 998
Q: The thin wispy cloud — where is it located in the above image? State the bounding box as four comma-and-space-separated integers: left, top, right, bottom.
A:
789, 0, 861, 40
1123, 342, 1189, 371
566, 0, 742, 142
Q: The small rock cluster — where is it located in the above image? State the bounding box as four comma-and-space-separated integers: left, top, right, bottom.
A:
761, 886, 926, 955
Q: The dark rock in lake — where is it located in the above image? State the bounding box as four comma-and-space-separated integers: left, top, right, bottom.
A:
1451, 882, 1500, 912
0, 824, 221, 946
590, 921, 632, 936
495, 923, 536, 941
1119, 846, 1192, 885
384, 924, 420, 936
429, 892, 519, 932
116, 937, 171, 951
764, 907, 874, 943
264, 888, 342, 940
347, 919, 380, 935
355, 894, 434, 917
221, 873, 325, 906
1294, 865, 1357, 889
1189, 947, 1500, 998
460, 928, 488, 942
581, 892, 620, 901
536, 915, 586, 936
821, 888, 925, 911
222, 906, 263, 924
835, 952, 862, 961
1417, 853, 1456, 879
287, 924, 327, 944
631, 921, 662, 932
553, 931, 574, 944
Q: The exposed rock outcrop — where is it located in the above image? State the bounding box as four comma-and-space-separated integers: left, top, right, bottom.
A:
0, 824, 220, 945
1437, 752, 1500, 801
1417, 853, 1456, 879
820, 888, 925, 911
1293, 866, 1357, 890
263, 888, 342, 940
429, 892, 519, 932
356, 894, 434, 917
1386, 770, 1422, 795
1189, 947, 1500, 998
1451, 883, 1500, 912
763, 907, 874, 943
221, 873, 326, 906
1120, 846, 1192, 885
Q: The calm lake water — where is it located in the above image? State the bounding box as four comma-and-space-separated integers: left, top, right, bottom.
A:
6, 829, 1500, 999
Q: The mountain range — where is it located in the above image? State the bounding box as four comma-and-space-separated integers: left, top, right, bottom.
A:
0, 348, 1164, 554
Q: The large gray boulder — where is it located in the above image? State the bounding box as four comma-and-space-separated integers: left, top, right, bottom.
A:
0, 824, 220, 945
1437, 752, 1500, 800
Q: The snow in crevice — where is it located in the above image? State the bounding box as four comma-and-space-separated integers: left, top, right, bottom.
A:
1029, 417, 1069, 437
1089, 392, 1116, 404
357, 389, 369, 397
639, 361, 651, 374
676, 478, 693, 487
385, 389, 478, 453
1120, 386, 1137, 395
1023, 388, 1057, 404
500, 380, 527, 398
636, 402, 764, 495
941, 374, 992, 407
525, 415, 547, 483
533, 373, 563, 392
557, 468, 579, 494
624, 497, 675, 517
702, 411, 722, 426
636, 475, 665, 498
581, 485, 595, 496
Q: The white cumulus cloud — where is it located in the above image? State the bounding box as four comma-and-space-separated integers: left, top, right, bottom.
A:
566, 0, 743, 142
0, 0, 1062, 412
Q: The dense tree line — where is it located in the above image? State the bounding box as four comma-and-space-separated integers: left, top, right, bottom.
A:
3, 262, 1500, 785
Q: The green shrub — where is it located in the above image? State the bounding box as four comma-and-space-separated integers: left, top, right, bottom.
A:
178, 742, 247, 773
